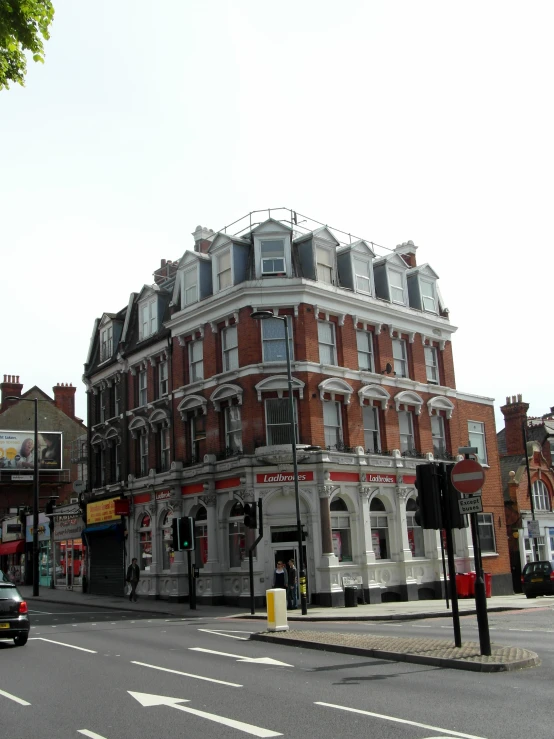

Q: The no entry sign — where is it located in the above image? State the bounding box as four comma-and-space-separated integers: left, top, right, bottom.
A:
451, 458, 485, 494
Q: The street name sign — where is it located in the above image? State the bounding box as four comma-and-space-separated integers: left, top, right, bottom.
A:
458, 496, 483, 515
451, 458, 485, 494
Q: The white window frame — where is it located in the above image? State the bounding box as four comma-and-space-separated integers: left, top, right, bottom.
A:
468, 420, 487, 465
114, 383, 121, 417
183, 267, 198, 306
140, 298, 158, 340
318, 320, 336, 365
399, 410, 414, 453
532, 480, 551, 511
392, 338, 408, 378
100, 325, 113, 362
159, 361, 168, 397
406, 498, 425, 557
160, 427, 170, 471
260, 239, 286, 275
425, 345, 439, 384
189, 339, 204, 382
262, 316, 293, 363
363, 405, 381, 453
222, 325, 238, 372
388, 269, 405, 304
138, 370, 148, 407
353, 257, 371, 294
323, 400, 343, 449
477, 513, 496, 554
357, 330, 374, 372
265, 398, 298, 445
431, 414, 446, 458
420, 278, 437, 313
224, 405, 242, 452
191, 414, 206, 460
139, 433, 149, 477
217, 249, 232, 291
115, 442, 121, 481
316, 245, 334, 284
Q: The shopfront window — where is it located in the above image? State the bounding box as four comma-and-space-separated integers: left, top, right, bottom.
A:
161, 510, 174, 570
406, 498, 425, 557
228, 502, 245, 568
330, 497, 352, 562
370, 497, 390, 560
195, 507, 208, 568
54, 540, 85, 588
138, 512, 152, 571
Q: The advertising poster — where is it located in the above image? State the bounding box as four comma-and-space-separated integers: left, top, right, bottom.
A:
372, 531, 381, 559
332, 532, 342, 561
87, 498, 120, 524
0, 430, 63, 470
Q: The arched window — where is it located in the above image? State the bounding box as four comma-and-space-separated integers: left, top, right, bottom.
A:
195, 507, 208, 568
161, 510, 174, 570
228, 502, 245, 568
330, 497, 352, 562
370, 498, 389, 560
406, 498, 424, 557
532, 480, 551, 511
138, 513, 152, 571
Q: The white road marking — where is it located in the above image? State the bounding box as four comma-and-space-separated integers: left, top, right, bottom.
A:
315, 702, 488, 739
28, 609, 53, 614
129, 692, 282, 737
131, 661, 242, 687
30, 637, 97, 653
78, 731, 109, 739
189, 647, 292, 666
198, 628, 252, 640
0, 688, 31, 706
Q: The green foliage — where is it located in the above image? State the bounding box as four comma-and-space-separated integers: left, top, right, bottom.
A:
0, 0, 55, 90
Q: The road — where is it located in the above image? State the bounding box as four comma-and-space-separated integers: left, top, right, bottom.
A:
0, 602, 552, 739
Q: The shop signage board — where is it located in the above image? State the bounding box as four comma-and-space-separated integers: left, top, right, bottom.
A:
458, 496, 483, 515
256, 471, 314, 484
87, 498, 120, 524
451, 458, 485, 494
527, 520, 540, 538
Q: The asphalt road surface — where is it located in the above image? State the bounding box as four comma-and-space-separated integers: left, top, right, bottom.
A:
0, 602, 552, 739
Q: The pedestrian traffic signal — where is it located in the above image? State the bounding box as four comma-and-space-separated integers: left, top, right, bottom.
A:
414, 463, 442, 529
172, 516, 195, 551
243, 502, 257, 530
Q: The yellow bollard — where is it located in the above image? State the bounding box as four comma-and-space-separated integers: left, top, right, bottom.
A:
266, 588, 289, 632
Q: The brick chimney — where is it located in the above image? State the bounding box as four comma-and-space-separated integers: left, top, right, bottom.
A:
153, 258, 179, 285
192, 225, 214, 254
53, 383, 76, 419
394, 240, 418, 267
1, 374, 23, 413
500, 394, 529, 456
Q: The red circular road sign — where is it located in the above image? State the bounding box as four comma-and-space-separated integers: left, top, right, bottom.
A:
451, 458, 485, 494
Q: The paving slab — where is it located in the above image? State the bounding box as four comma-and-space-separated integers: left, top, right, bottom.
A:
251, 629, 541, 672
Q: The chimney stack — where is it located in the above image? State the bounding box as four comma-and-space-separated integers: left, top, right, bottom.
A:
192, 225, 214, 254
394, 240, 418, 267
500, 394, 529, 456
1, 375, 23, 413
53, 383, 76, 419
153, 258, 178, 285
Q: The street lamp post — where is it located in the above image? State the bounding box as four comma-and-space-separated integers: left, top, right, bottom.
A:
7, 396, 40, 596
251, 311, 308, 615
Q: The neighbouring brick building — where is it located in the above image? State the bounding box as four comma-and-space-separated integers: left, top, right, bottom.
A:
498, 395, 554, 590
83, 208, 511, 604
0, 375, 87, 587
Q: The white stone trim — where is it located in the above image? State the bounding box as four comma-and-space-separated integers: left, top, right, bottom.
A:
358, 384, 390, 410
319, 377, 354, 405
254, 375, 305, 402
394, 390, 424, 415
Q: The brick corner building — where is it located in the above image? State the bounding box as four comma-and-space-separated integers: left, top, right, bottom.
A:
84, 208, 511, 603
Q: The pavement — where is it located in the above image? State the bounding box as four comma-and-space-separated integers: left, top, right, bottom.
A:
18, 585, 544, 672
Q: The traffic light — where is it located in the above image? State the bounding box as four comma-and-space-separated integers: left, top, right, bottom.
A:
443, 465, 469, 530
243, 502, 257, 530
414, 463, 442, 529
172, 516, 195, 551
45, 499, 55, 532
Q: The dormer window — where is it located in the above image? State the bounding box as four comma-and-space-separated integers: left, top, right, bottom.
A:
353, 257, 371, 294
316, 246, 334, 284
420, 280, 436, 313
140, 298, 158, 339
217, 250, 232, 290
389, 270, 405, 304
183, 267, 198, 305
100, 325, 113, 362
261, 240, 285, 275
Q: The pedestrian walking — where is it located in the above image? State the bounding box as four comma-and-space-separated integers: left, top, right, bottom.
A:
272, 560, 288, 591
287, 559, 298, 609
126, 557, 140, 602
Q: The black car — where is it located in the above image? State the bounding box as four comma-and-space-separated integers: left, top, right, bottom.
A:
0, 583, 30, 646
521, 561, 554, 598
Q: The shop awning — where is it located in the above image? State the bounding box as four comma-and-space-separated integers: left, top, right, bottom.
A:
83, 522, 121, 534
0, 540, 25, 555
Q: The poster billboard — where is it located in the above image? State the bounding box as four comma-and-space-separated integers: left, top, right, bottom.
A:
0, 430, 63, 470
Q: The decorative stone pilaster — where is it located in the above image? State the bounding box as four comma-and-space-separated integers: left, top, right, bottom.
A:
358, 485, 376, 564
200, 493, 218, 567
318, 484, 337, 565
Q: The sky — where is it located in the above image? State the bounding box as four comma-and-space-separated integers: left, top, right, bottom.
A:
2, 1, 553, 428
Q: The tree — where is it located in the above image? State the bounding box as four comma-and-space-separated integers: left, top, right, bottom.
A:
0, 0, 55, 90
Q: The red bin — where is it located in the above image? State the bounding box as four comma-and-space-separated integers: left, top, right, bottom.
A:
455, 573, 469, 598
484, 573, 492, 598
468, 572, 476, 597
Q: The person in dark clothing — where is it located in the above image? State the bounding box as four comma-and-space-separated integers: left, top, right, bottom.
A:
287, 559, 298, 609
126, 557, 140, 602
272, 561, 288, 590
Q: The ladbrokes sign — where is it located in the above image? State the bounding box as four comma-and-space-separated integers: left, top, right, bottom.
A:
256, 471, 314, 484
363, 473, 396, 484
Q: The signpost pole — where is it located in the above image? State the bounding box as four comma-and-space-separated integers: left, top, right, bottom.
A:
439, 463, 461, 648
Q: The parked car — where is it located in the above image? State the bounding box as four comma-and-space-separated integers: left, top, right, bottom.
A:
0, 583, 30, 646
521, 561, 554, 598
